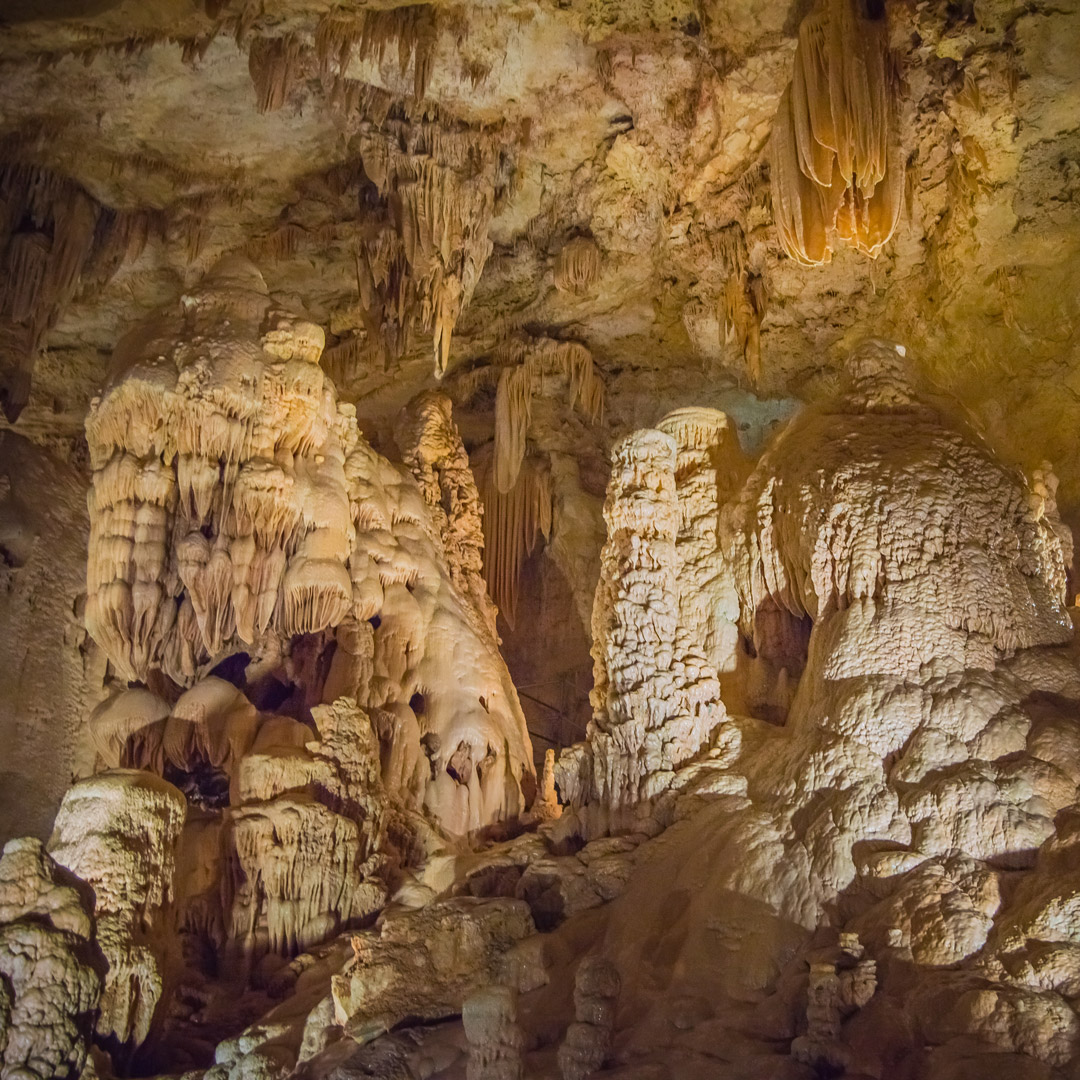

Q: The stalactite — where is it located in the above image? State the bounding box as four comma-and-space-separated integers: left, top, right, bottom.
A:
248, 33, 307, 114
771, 0, 903, 265
720, 269, 768, 385
553, 235, 602, 293
0, 164, 149, 421
472, 445, 551, 630
463, 338, 603, 495
494, 364, 532, 494
344, 117, 505, 377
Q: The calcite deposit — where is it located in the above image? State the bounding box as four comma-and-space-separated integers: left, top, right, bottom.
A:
1, 1, 1080, 1078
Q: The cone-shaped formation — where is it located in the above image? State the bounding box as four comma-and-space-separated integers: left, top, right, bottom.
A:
398, 390, 498, 643
771, 0, 904, 264
723, 339, 1073, 653
84, 256, 352, 684
339, 437, 536, 837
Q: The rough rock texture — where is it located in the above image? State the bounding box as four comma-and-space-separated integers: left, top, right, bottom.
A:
0, 837, 102, 1079
48, 770, 186, 1055
2, 1, 1080, 1076
557, 410, 737, 828
84, 255, 351, 684
81, 257, 535, 838
330, 899, 536, 1040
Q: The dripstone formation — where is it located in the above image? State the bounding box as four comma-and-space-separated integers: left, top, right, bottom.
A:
1, 1, 1080, 1077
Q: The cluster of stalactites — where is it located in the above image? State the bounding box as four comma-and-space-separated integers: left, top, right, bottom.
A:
353, 119, 504, 377
486, 338, 604, 494
472, 445, 552, 631
314, 5, 438, 105
0, 163, 156, 421
553, 236, 602, 294
84, 258, 356, 684
771, 0, 904, 265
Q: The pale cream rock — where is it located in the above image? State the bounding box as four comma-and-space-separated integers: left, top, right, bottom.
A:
341, 437, 535, 836
48, 770, 185, 1052
330, 898, 535, 1039
560, 411, 734, 828
84, 256, 352, 685
0, 839, 102, 1080
557, 956, 621, 1080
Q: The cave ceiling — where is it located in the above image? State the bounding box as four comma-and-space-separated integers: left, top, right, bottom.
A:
0, 0, 1078, 508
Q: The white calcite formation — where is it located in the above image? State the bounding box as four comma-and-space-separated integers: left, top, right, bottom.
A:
558, 411, 735, 828
47, 771, 185, 1055
338, 436, 535, 837
396, 389, 499, 646
585, 339, 1080, 1077
84, 255, 350, 685
82, 258, 534, 839
0, 838, 102, 1080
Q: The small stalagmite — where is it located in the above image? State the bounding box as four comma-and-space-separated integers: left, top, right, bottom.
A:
558, 957, 621, 1080
0, 838, 103, 1079
463, 984, 525, 1080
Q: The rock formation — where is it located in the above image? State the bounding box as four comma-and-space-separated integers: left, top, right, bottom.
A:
48, 770, 185, 1056
2, 1, 1080, 1076
557, 957, 620, 1080
557, 409, 737, 829
462, 984, 524, 1080
0, 838, 102, 1079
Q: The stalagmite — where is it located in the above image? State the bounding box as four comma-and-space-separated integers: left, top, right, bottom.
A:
48, 771, 186, 1053
791, 961, 849, 1070
558, 957, 620, 1080
0, 838, 102, 1080
398, 390, 499, 643
771, 0, 904, 264
558, 414, 733, 826
342, 437, 536, 835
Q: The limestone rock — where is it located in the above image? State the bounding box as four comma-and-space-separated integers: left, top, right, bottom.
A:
330, 898, 535, 1040
48, 770, 186, 1052
0, 838, 102, 1079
